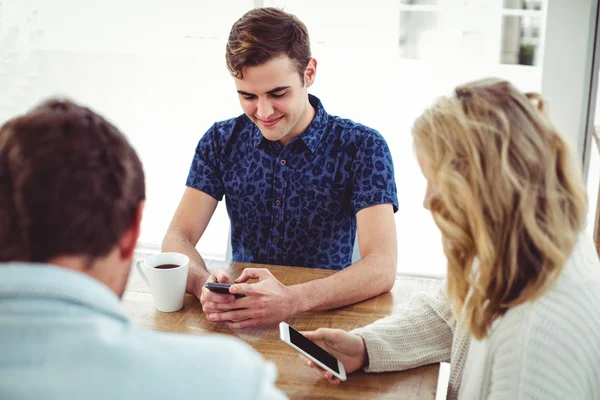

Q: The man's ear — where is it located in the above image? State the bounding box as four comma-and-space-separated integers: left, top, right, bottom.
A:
119, 201, 144, 261
304, 58, 317, 88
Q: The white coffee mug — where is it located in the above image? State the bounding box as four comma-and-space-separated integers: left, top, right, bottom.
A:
136, 252, 189, 312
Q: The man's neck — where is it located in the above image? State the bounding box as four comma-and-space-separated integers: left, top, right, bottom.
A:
47, 253, 128, 298
278, 98, 316, 147
48, 254, 95, 272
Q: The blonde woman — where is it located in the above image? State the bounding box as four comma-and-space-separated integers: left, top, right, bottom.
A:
301, 79, 600, 399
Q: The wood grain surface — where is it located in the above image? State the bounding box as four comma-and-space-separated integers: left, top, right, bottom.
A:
123, 260, 440, 399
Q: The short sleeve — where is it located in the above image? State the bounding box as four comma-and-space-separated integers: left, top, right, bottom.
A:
186, 124, 226, 201
350, 131, 399, 214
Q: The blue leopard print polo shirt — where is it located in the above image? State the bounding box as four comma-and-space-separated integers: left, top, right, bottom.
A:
186, 95, 398, 270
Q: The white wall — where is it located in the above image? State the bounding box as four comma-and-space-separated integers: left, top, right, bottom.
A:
541, 0, 597, 155
3, 0, 595, 277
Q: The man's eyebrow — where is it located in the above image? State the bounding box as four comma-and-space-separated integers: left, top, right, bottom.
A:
237, 86, 290, 97
266, 86, 290, 94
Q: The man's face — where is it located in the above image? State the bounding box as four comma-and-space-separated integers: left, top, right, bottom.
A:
234, 55, 314, 145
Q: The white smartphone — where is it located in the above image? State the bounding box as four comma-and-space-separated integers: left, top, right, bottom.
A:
279, 322, 347, 381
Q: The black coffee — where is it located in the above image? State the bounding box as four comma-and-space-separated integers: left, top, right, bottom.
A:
155, 264, 179, 270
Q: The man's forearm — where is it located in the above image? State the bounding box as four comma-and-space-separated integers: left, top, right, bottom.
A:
162, 229, 210, 294
289, 252, 396, 313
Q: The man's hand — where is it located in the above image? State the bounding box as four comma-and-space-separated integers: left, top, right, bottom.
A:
301, 328, 368, 384
199, 267, 235, 319
203, 268, 298, 329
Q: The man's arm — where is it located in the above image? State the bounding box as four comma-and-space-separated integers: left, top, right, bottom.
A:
162, 187, 219, 297
290, 203, 397, 312
206, 203, 397, 328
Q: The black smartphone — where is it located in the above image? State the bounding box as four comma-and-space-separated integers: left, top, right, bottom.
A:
204, 282, 245, 298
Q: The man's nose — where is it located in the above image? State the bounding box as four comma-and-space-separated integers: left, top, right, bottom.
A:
256, 98, 274, 120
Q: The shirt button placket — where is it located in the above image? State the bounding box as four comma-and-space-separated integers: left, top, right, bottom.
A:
271, 155, 288, 263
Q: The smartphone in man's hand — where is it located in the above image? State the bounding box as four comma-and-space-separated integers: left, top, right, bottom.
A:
204, 282, 245, 298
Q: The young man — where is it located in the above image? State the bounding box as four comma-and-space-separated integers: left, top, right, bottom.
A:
163, 8, 399, 328
0, 100, 285, 399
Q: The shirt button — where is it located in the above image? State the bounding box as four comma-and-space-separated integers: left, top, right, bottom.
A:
275, 199, 281, 206
273, 237, 279, 244
280, 159, 286, 166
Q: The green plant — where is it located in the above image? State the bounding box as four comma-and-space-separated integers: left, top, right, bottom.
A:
520, 43, 535, 57
518, 43, 536, 65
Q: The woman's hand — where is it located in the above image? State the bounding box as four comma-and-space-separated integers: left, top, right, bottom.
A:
301, 328, 368, 384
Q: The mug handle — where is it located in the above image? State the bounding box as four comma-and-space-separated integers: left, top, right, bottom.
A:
135, 260, 151, 288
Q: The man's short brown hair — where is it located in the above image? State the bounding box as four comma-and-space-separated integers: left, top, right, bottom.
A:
226, 7, 312, 84
0, 99, 145, 263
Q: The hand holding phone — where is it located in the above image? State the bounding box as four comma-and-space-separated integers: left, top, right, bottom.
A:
279, 322, 349, 382
204, 282, 245, 298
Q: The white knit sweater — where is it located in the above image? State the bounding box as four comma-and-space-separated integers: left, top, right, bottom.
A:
353, 235, 600, 399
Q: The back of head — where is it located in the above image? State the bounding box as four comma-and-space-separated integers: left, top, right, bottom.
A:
412, 78, 587, 339
226, 7, 311, 84
0, 99, 145, 263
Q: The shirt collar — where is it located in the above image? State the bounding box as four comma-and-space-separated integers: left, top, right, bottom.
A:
0, 263, 128, 322
252, 94, 328, 153
299, 94, 328, 153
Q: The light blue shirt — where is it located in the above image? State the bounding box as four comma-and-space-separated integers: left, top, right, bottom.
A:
0, 263, 287, 400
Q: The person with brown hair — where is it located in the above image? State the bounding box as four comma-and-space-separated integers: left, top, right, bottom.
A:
0, 100, 286, 399
163, 7, 399, 328
301, 79, 600, 399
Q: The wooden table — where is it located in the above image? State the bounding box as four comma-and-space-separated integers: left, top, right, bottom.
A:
123, 260, 440, 399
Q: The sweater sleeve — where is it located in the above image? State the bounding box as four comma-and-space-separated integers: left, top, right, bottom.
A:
351, 280, 455, 372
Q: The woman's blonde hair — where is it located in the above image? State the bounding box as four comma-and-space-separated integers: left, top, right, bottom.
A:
412, 78, 588, 339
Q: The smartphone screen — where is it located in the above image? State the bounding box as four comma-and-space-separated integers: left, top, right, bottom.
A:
204, 282, 245, 298
288, 326, 339, 373
204, 282, 231, 293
